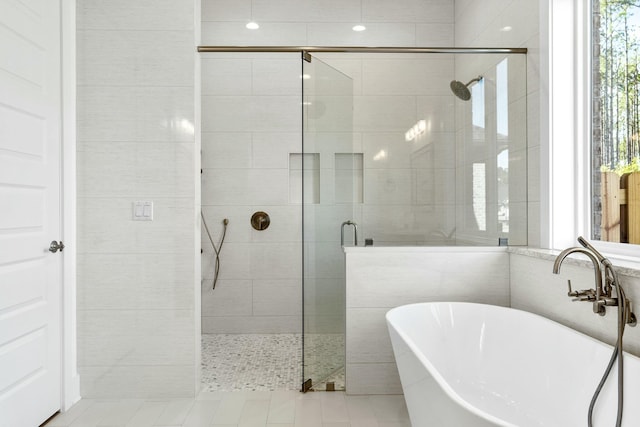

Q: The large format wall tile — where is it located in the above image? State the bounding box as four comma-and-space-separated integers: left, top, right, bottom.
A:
77, 86, 194, 143
510, 252, 640, 357
78, 366, 195, 399
345, 247, 510, 394
201, 22, 307, 46
252, 0, 360, 23
77, 30, 194, 87
307, 23, 417, 47
363, 0, 453, 23
455, 0, 540, 247
202, 315, 302, 334
77, 198, 194, 254
77, 142, 195, 198
78, 254, 194, 310
77, 0, 197, 399
200, 1, 460, 337
77, 0, 194, 31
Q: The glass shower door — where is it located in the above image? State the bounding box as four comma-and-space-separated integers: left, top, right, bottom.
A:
302, 54, 355, 391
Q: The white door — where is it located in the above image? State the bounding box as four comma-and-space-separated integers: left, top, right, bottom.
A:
0, 1, 63, 426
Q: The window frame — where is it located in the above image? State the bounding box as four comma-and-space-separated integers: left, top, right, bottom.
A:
544, 0, 640, 262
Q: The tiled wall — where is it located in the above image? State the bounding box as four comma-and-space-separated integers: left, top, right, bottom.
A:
76, 0, 199, 398
339, 0, 539, 396
200, 0, 538, 332
510, 251, 640, 357
73, 0, 541, 399
345, 247, 510, 394
200, 53, 303, 333
200, 0, 456, 333
201, 0, 454, 47
316, 53, 458, 246
454, 0, 542, 247
451, 53, 528, 245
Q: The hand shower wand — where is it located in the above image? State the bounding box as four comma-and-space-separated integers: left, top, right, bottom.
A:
201, 212, 228, 290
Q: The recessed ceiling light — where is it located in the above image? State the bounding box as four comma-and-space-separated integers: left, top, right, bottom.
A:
246, 21, 260, 30
352, 24, 366, 32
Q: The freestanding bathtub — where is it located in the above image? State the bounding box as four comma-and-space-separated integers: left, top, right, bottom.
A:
386, 302, 640, 426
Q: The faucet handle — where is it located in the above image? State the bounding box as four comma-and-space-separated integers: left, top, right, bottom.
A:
567, 280, 596, 301
567, 280, 576, 297
566, 280, 585, 297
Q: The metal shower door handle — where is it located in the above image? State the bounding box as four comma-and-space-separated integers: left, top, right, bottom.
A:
340, 221, 358, 247
49, 240, 65, 253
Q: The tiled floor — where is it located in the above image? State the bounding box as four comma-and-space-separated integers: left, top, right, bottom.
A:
201, 334, 301, 391
201, 334, 345, 392
44, 390, 411, 427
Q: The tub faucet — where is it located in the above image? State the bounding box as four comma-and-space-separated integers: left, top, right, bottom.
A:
552, 247, 606, 315
553, 237, 636, 324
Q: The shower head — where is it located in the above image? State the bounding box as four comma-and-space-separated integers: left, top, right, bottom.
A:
449, 76, 483, 101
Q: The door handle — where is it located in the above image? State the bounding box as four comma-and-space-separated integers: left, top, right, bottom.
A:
340, 221, 358, 247
49, 240, 65, 253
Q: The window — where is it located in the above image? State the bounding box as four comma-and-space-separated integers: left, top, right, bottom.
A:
592, 0, 640, 245
545, 0, 640, 256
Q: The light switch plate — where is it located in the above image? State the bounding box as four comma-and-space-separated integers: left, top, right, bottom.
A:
133, 201, 153, 221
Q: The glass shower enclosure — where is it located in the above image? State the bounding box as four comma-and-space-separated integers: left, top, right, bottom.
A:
298, 49, 528, 390
197, 45, 528, 393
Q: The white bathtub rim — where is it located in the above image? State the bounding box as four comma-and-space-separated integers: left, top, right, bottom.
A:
386, 301, 639, 427
386, 303, 516, 427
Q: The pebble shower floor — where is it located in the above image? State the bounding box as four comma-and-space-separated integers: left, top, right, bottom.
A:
201, 334, 345, 392
201, 334, 302, 391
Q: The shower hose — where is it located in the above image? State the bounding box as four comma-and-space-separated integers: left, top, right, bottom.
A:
587, 261, 627, 427
201, 211, 228, 290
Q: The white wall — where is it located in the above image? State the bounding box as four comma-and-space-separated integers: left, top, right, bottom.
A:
452, 1, 640, 364
451, 53, 528, 245
202, 0, 454, 47
345, 247, 510, 394
200, 52, 303, 333
455, 0, 542, 247
200, 0, 456, 334
76, 0, 199, 398
72, 0, 542, 398
316, 52, 458, 247
510, 250, 640, 357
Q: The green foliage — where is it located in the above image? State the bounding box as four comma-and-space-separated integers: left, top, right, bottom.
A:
600, 156, 640, 174
598, 0, 640, 170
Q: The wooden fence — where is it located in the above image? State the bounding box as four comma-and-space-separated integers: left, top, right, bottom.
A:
601, 172, 640, 243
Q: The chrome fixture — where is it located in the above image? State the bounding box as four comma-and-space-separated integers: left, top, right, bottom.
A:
49, 240, 65, 253
341, 220, 358, 247
449, 76, 482, 101
552, 237, 636, 427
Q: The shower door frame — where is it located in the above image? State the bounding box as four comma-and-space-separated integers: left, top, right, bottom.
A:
198, 46, 527, 54
196, 45, 529, 393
